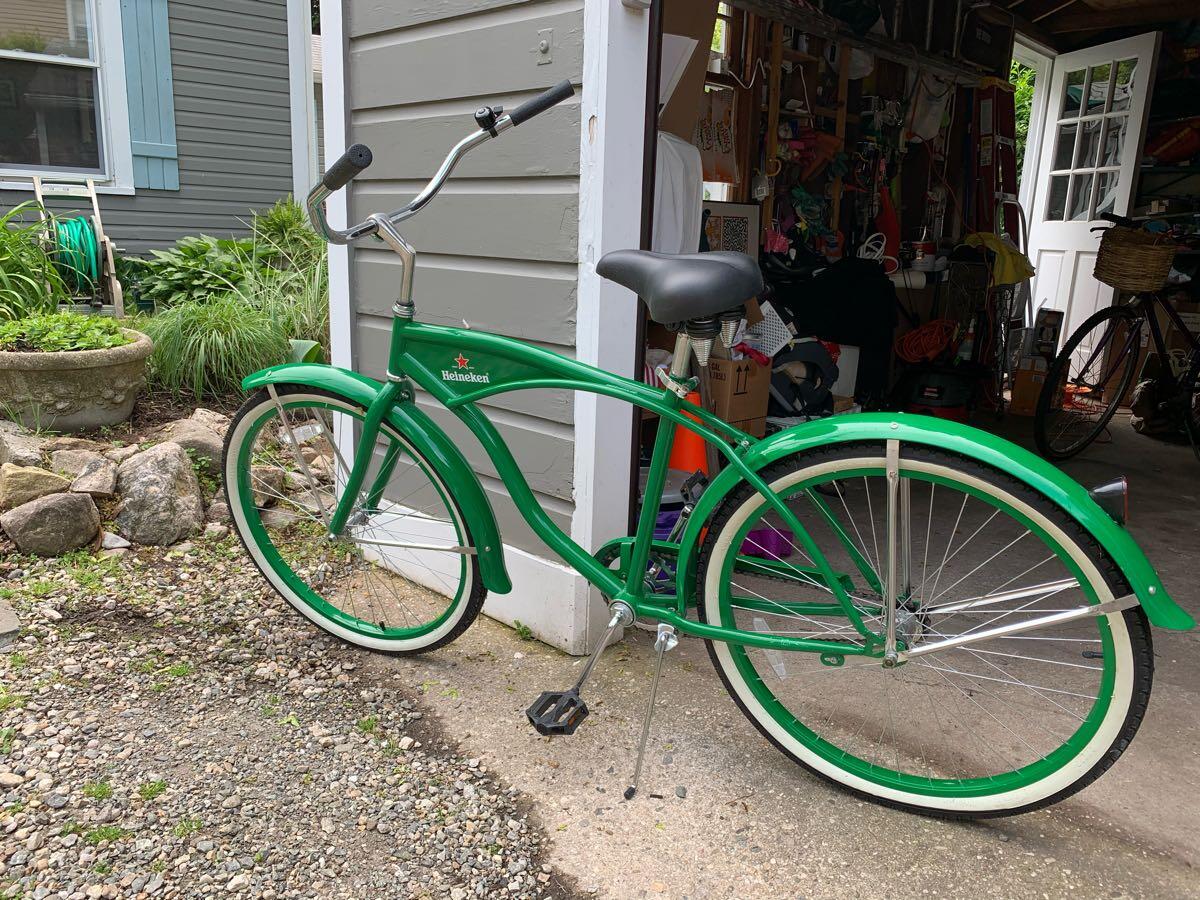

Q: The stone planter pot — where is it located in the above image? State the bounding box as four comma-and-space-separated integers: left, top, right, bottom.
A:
0, 330, 153, 432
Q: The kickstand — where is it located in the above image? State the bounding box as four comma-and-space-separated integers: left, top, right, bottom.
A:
624, 623, 678, 800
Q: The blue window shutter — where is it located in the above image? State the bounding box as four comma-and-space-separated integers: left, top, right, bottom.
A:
120, 0, 179, 190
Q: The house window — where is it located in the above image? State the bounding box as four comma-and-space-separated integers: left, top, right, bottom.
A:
0, 0, 108, 176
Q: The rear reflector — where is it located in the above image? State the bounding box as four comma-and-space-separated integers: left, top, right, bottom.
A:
1089, 477, 1128, 526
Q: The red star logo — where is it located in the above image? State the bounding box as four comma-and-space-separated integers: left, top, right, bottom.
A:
454, 354, 470, 369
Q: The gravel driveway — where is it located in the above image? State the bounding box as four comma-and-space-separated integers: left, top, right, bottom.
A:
0, 534, 577, 900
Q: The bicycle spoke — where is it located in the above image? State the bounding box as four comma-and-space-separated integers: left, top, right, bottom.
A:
239, 400, 472, 641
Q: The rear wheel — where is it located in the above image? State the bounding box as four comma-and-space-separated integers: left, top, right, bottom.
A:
697, 443, 1153, 818
1182, 358, 1200, 461
224, 386, 486, 653
1035, 304, 1143, 460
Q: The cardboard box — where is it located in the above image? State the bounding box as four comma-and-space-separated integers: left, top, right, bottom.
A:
658, 0, 721, 142
707, 356, 770, 437
1009, 356, 1051, 416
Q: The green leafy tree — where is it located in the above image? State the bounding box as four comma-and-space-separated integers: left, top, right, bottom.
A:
1011, 60, 1036, 183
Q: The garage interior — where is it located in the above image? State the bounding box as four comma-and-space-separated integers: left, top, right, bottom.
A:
629, 0, 1199, 491
588, 0, 1200, 875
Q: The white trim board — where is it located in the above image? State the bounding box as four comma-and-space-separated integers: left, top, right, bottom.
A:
1013, 37, 1054, 232
482, 547, 598, 654
319, 0, 353, 373
569, 0, 654, 653
286, 0, 319, 203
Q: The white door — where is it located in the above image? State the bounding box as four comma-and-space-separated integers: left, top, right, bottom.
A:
1026, 32, 1161, 340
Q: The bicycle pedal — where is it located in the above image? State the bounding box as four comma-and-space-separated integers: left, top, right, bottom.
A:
526, 689, 589, 736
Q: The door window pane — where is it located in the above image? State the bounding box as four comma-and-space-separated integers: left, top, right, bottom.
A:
0, 58, 102, 171
1101, 116, 1127, 166
1078, 120, 1103, 168
1095, 171, 1120, 218
1086, 63, 1111, 114
1047, 175, 1070, 221
1053, 123, 1077, 170
1068, 173, 1094, 221
1111, 59, 1137, 112
0, 0, 91, 60
1061, 69, 1085, 118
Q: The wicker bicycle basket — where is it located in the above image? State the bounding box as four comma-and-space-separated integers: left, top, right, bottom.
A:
1093, 226, 1177, 293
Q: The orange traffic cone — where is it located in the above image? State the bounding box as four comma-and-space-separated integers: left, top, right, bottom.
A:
668, 391, 708, 475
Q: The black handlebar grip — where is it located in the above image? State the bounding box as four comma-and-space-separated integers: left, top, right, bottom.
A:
321, 144, 373, 191
508, 80, 575, 127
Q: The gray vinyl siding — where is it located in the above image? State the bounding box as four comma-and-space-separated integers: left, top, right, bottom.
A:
314, 87, 325, 169
343, 0, 583, 556
5, 0, 294, 255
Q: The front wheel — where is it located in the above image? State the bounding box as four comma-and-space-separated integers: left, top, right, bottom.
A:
697, 443, 1153, 818
1035, 304, 1143, 460
223, 385, 486, 653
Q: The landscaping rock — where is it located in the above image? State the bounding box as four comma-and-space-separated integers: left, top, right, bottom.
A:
0, 421, 45, 467
310, 454, 334, 482
114, 442, 204, 546
0, 531, 564, 898
0, 463, 71, 511
155, 419, 224, 476
260, 507, 301, 529
0, 598, 18, 648
251, 465, 285, 508
289, 488, 333, 516
100, 531, 131, 550
49, 448, 105, 478
104, 444, 140, 464
42, 436, 109, 454
204, 522, 230, 540
206, 499, 231, 523
191, 407, 233, 437
0, 492, 100, 556
70, 458, 119, 499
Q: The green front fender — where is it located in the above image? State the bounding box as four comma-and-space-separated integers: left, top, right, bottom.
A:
676, 412, 1193, 630
242, 363, 512, 595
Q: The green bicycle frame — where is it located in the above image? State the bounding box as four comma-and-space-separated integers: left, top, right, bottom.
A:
244, 315, 1194, 654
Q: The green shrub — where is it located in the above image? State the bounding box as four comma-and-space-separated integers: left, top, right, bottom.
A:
228, 254, 329, 352
0, 32, 47, 54
0, 203, 67, 321
250, 197, 325, 271
137, 235, 265, 308
143, 294, 289, 400
0, 312, 132, 353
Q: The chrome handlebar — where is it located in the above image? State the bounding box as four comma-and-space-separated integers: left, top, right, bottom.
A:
305, 78, 574, 312
305, 115, 514, 246
306, 77, 575, 244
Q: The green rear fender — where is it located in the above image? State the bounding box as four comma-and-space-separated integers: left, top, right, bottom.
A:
676, 412, 1193, 631
242, 364, 512, 595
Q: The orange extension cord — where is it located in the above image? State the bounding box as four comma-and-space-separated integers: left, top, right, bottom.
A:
895, 319, 958, 363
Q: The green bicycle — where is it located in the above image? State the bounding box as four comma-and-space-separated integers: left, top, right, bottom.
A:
224, 81, 1194, 818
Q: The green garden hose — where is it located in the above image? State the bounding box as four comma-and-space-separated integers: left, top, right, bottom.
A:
52, 216, 101, 293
